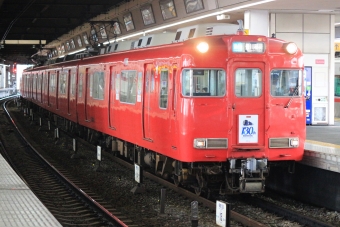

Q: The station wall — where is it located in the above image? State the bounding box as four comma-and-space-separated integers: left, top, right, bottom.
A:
270, 13, 335, 124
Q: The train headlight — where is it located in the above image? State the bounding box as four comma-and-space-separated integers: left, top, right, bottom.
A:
194, 138, 228, 149
284, 42, 298, 54
289, 138, 299, 147
196, 42, 209, 53
194, 139, 206, 148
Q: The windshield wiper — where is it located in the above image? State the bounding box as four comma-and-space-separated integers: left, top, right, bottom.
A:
285, 86, 300, 108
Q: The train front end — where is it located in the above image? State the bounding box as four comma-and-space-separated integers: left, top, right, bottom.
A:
174, 34, 305, 194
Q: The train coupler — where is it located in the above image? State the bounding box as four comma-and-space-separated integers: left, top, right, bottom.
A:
239, 177, 265, 193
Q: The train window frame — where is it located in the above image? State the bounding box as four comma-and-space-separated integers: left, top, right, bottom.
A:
234, 68, 262, 97
181, 68, 226, 97
159, 69, 169, 109
120, 70, 137, 104
270, 69, 302, 97
90, 70, 105, 100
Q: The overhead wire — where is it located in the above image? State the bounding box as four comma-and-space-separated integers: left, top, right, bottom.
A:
1, 0, 37, 44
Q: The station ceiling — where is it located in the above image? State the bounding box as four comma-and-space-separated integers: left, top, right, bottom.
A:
0, 0, 340, 65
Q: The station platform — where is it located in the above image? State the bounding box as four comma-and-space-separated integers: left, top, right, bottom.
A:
0, 153, 62, 227
266, 117, 340, 212
302, 118, 340, 172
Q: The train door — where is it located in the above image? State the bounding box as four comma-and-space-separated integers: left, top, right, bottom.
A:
67, 69, 71, 114
169, 65, 177, 137
47, 72, 51, 107
43, 72, 49, 106
39, 72, 43, 103
40, 72, 44, 103
68, 68, 77, 117
143, 63, 155, 141
230, 62, 265, 149
56, 70, 60, 110
84, 68, 90, 121
108, 65, 117, 129
33, 74, 37, 100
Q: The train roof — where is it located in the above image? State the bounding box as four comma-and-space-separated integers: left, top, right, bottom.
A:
40, 23, 238, 66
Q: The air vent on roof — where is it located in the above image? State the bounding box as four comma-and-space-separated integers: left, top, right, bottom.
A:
146, 37, 152, 46
206, 27, 213, 36
130, 41, 135, 49
175, 31, 182, 41
138, 39, 143, 47
188, 28, 196, 38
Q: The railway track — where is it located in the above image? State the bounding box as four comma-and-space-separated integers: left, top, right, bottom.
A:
0, 98, 134, 227
3, 97, 339, 227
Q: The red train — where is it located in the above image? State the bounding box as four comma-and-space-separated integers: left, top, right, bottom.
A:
20, 23, 305, 194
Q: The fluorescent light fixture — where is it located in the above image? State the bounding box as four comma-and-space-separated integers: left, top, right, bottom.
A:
103, 0, 275, 45
67, 48, 87, 55
217, 14, 230, 20
1, 40, 47, 45
335, 22, 340, 26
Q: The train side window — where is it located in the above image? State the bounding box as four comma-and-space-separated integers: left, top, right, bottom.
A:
270, 70, 301, 97
159, 69, 169, 109
120, 70, 137, 104
59, 72, 67, 94
235, 68, 262, 97
50, 73, 56, 93
91, 71, 105, 100
78, 73, 83, 98
71, 72, 76, 96
182, 69, 226, 97
33, 74, 37, 94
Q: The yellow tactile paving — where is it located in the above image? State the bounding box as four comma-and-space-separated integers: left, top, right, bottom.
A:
306, 140, 340, 150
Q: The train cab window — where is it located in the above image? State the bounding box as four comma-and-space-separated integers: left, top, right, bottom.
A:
182, 69, 226, 97
159, 69, 169, 108
270, 70, 302, 97
235, 68, 262, 97
90, 71, 105, 100
120, 70, 137, 104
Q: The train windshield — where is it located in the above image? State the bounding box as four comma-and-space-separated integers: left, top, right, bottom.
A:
235, 68, 262, 97
182, 69, 226, 97
270, 70, 302, 97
